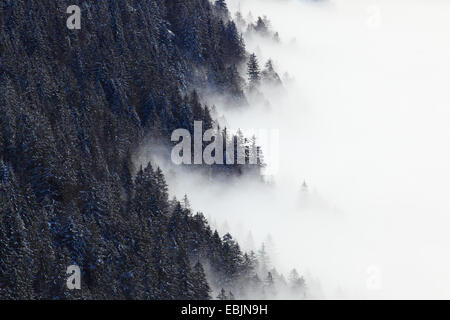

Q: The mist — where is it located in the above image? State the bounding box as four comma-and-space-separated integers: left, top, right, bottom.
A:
138, 0, 450, 299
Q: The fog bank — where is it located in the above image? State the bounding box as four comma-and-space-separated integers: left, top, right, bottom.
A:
159, 0, 450, 299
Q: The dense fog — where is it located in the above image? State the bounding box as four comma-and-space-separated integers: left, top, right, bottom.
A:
141, 0, 450, 299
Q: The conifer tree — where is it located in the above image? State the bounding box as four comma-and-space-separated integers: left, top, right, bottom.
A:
217, 288, 228, 300
182, 194, 191, 210
214, 0, 230, 20
257, 243, 271, 275
262, 59, 282, 85
192, 261, 211, 300
247, 53, 261, 89
289, 269, 306, 293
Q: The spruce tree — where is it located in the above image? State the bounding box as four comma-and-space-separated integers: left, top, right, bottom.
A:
289, 269, 306, 293
257, 243, 271, 275
214, 0, 230, 20
192, 261, 211, 300
247, 53, 261, 89
217, 288, 228, 300
262, 59, 282, 85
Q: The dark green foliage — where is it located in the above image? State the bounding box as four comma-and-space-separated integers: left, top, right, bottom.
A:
247, 53, 261, 89
192, 261, 211, 300
0, 0, 258, 300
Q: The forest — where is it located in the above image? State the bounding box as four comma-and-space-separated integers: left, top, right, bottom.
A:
0, 0, 304, 299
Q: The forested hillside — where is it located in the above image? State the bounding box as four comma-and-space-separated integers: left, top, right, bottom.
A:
0, 0, 299, 299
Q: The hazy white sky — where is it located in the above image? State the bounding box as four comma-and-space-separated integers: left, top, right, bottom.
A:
161, 0, 450, 299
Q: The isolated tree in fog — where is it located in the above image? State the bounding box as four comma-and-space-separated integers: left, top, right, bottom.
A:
255, 16, 270, 35
247, 53, 261, 89
182, 194, 191, 210
234, 11, 246, 30
289, 268, 306, 297
217, 288, 227, 300
262, 59, 282, 85
257, 243, 270, 275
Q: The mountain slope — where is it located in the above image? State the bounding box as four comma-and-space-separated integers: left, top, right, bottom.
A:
0, 0, 255, 299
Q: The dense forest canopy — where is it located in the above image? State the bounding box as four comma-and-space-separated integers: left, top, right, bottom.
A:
0, 0, 302, 299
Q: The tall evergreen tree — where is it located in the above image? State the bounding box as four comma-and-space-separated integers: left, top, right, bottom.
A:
289, 269, 306, 294
262, 59, 282, 85
247, 53, 261, 89
257, 243, 271, 275
192, 261, 211, 300
214, 0, 230, 21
